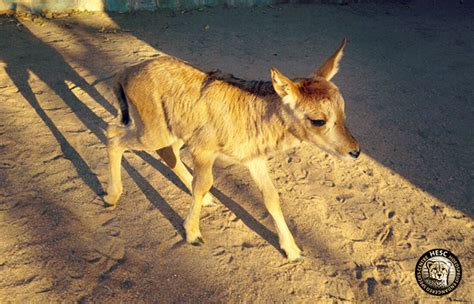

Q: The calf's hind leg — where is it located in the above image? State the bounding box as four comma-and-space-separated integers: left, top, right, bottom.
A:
103, 126, 127, 209
183, 151, 216, 245
157, 140, 216, 206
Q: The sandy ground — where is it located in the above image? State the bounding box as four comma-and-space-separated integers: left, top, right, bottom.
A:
0, 2, 473, 303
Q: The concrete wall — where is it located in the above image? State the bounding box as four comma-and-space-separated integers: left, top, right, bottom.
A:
0, 0, 355, 12
0, 0, 104, 12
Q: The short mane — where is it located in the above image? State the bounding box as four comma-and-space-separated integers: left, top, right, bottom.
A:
202, 69, 276, 97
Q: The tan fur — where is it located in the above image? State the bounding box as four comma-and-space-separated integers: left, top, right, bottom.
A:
104, 39, 359, 261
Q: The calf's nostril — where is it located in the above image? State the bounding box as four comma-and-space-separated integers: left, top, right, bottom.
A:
349, 149, 360, 159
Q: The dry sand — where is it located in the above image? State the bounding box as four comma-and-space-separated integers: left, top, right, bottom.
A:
0, 2, 473, 302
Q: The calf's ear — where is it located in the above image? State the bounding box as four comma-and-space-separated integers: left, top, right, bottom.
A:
315, 38, 347, 81
271, 67, 299, 110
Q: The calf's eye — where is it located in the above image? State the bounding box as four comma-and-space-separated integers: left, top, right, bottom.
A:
310, 119, 326, 127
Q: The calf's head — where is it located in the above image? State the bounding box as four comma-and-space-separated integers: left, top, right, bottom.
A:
271, 39, 360, 160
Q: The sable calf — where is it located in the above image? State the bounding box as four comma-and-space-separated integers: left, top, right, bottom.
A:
104, 39, 360, 261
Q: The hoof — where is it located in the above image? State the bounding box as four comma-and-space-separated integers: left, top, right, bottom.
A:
103, 193, 120, 207
190, 236, 204, 246
284, 247, 304, 262
288, 254, 305, 263
103, 202, 117, 210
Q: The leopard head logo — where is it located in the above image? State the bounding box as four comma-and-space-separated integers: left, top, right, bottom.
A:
426, 260, 452, 286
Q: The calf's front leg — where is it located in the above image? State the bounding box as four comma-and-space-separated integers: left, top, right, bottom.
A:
246, 158, 303, 261
184, 151, 216, 245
